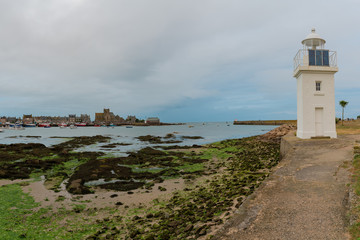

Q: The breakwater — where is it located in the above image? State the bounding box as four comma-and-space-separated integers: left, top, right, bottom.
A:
233, 120, 296, 126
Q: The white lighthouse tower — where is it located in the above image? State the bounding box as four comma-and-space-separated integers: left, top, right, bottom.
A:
294, 29, 338, 139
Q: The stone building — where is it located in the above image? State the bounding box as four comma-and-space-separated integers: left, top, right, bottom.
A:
74, 114, 91, 123
33, 116, 53, 123
0, 117, 7, 124
68, 114, 76, 123
95, 108, 124, 125
146, 117, 160, 125
23, 114, 34, 124
126, 115, 137, 124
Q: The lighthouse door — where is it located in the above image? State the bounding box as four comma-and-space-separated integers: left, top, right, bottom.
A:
315, 107, 324, 136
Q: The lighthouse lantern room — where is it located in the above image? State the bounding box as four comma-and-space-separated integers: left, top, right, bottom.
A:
293, 29, 338, 139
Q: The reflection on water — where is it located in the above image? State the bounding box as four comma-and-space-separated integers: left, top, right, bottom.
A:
0, 122, 276, 155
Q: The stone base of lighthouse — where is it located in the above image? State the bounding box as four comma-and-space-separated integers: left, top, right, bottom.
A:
296, 130, 337, 139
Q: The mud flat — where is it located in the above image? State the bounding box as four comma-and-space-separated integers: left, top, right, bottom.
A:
0, 126, 293, 239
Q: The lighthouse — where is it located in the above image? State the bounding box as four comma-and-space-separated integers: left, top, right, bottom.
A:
294, 29, 338, 139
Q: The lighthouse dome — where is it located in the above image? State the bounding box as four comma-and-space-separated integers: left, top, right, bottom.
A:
301, 28, 326, 48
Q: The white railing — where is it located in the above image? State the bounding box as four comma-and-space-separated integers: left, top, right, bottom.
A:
293, 49, 337, 70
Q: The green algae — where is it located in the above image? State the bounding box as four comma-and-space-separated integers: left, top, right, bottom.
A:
84, 136, 281, 239
0, 134, 281, 239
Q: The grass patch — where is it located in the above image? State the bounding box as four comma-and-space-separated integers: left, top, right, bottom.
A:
350, 144, 360, 238
337, 119, 360, 135
72, 204, 86, 213
0, 184, 108, 239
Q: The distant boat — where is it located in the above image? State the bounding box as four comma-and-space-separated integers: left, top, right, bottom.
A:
8, 124, 25, 130
94, 125, 101, 127
126, 126, 133, 128
69, 125, 77, 129
59, 123, 67, 128
0, 129, 4, 133
24, 123, 36, 127
38, 123, 51, 128
44, 125, 51, 128
188, 125, 194, 128
76, 123, 87, 127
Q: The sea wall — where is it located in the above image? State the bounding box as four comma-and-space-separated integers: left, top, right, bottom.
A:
280, 132, 297, 159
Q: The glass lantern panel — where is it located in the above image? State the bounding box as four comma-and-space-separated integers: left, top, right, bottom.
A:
308, 50, 315, 66
316, 50, 323, 66
322, 50, 329, 66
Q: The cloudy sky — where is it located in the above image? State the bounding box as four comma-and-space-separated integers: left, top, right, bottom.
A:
0, 0, 359, 122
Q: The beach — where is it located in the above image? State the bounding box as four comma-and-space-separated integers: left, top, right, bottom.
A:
0, 123, 289, 239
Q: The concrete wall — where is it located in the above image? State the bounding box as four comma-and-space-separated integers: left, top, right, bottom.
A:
280, 132, 297, 159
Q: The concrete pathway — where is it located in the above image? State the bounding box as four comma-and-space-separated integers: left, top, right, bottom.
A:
215, 133, 360, 240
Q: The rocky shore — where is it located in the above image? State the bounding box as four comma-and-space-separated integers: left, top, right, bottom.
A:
0, 125, 294, 239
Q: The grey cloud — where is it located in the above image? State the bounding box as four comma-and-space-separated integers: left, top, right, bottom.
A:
0, 0, 359, 120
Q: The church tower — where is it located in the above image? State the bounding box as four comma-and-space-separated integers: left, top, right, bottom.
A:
294, 29, 338, 139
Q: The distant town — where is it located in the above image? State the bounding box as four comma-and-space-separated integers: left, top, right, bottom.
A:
0, 108, 164, 127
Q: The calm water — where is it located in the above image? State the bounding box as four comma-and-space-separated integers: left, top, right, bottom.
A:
0, 122, 276, 155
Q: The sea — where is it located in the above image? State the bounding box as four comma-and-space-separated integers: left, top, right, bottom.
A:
0, 122, 277, 155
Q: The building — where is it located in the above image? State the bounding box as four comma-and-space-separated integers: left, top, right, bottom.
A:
80, 114, 91, 123
33, 116, 53, 123
95, 108, 124, 125
146, 117, 160, 125
293, 29, 337, 139
23, 114, 34, 124
0, 117, 7, 124
51, 116, 69, 124
74, 114, 91, 123
68, 114, 76, 123
126, 115, 137, 124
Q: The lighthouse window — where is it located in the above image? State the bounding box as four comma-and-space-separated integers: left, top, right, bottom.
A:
316, 81, 321, 91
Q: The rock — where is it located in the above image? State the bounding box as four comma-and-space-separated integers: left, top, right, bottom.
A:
69, 179, 82, 188
158, 186, 167, 191
129, 229, 140, 238
259, 124, 296, 142
167, 221, 179, 227
198, 228, 207, 236
115, 201, 123, 206
144, 235, 155, 240
110, 194, 118, 198
184, 224, 193, 232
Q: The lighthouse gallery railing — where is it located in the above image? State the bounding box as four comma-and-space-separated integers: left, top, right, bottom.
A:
294, 49, 337, 71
